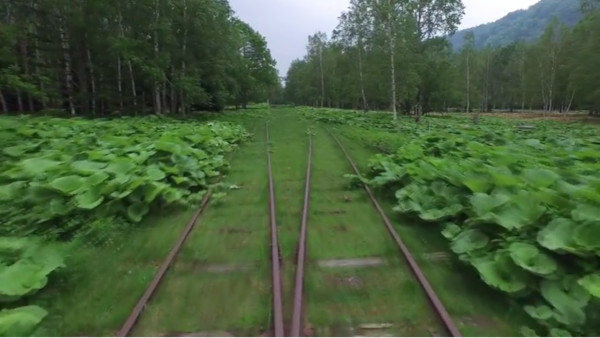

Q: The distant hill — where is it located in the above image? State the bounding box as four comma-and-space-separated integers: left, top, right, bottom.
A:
449, 0, 583, 50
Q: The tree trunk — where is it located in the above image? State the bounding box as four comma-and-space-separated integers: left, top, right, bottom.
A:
466, 53, 470, 113
57, 14, 76, 116
127, 62, 137, 113
170, 70, 176, 114
0, 90, 7, 113
153, 0, 161, 114
33, 7, 45, 110
117, 57, 123, 111
87, 47, 97, 114
118, 10, 137, 112
318, 42, 325, 108
17, 92, 23, 112
387, 0, 397, 120
162, 80, 167, 113
19, 38, 33, 111
357, 45, 368, 112
565, 90, 575, 113
180, 0, 188, 116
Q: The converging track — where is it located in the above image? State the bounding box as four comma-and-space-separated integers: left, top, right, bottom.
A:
327, 128, 462, 337
118, 122, 286, 337
117, 192, 214, 337
290, 133, 313, 337
287, 122, 461, 337
116, 114, 462, 337
266, 122, 285, 337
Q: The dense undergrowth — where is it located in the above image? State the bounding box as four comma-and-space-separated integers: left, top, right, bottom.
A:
0, 114, 249, 335
303, 107, 600, 336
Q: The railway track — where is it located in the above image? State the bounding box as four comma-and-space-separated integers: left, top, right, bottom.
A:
117, 122, 285, 337
116, 117, 461, 337
286, 127, 461, 337
266, 122, 285, 337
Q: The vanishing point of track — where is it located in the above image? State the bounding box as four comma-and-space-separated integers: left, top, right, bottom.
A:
116, 116, 461, 337
287, 125, 462, 337
118, 122, 285, 337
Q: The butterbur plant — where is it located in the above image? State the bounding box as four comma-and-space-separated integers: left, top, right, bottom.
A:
0, 237, 65, 336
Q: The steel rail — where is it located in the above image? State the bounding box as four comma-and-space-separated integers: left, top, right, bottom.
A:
118, 191, 213, 337
266, 122, 285, 337
328, 129, 462, 337
118, 121, 259, 337
290, 134, 313, 337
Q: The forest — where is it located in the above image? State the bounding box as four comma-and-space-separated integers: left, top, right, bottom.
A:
0, 0, 279, 115
284, 0, 600, 118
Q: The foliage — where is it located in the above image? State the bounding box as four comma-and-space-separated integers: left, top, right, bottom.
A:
448, 0, 582, 50
0, 115, 249, 241
0, 237, 64, 336
304, 108, 600, 336
0, 0, 278, 115
286, 0, 600, 114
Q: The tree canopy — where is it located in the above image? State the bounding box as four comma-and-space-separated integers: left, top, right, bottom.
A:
0, 0, 278, 115
285, 0, 600, 116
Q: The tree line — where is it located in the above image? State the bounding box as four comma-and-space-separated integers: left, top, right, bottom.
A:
284, 0, 600, 118
0, 0, 279, 116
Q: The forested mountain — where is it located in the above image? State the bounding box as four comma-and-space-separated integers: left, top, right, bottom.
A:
285, 0, 600, 117
449, 0, 582, 50
0, 0, 278, 115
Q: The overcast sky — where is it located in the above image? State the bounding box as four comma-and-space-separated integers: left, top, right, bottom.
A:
229, 0, 540, 77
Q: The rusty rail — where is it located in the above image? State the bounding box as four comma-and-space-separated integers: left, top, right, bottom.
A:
118, 122, 259, 337
118, 191, 213, 337
266, 122, 285, 337
290, 134, 313, 337
328, 130, 462, 338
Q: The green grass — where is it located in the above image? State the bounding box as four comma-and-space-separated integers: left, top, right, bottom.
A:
35, 208, 196, 336
282, 119, 446, 336
131, 116, 272, 336
305, 264, 444, 336
336, 128, 530, 336
32, 108, 532, 337
32, 112, 268, 336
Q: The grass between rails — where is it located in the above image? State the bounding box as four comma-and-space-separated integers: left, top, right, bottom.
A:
298, 119, 445, 336
30, 112, 265, 336
132, 117, 271, 336
334, 128, 530, 336
29, 108, 535, 337
266, 109, 309, 326
34, 208, 195, 336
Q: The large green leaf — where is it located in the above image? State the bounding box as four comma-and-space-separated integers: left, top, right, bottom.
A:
106, 160, 136, 175
573, 223, 600, 250
146, 165, 166, 181
578, 274, 600, 298
143, 182, 168, 203
471, 193, 510, 216
571, 204, 600, 223
441, 223, 462, 240
524, 305, 553, 321
472, 254, 529, 293
450, 229, 489, 254
522, 168, 560, 188
0, 261, 49, 299
540, 279, 589, 326
537, 218, 578, 252
20, 158, 62, 176
508, 242, 557, 276
0, 182, 26, 202
462, 175, 493, 193
71, 160, 107, 176
0, 306, 48, 336
127, 202, 149, 222
49, 176, 85, 195
75, 188, 104, 210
